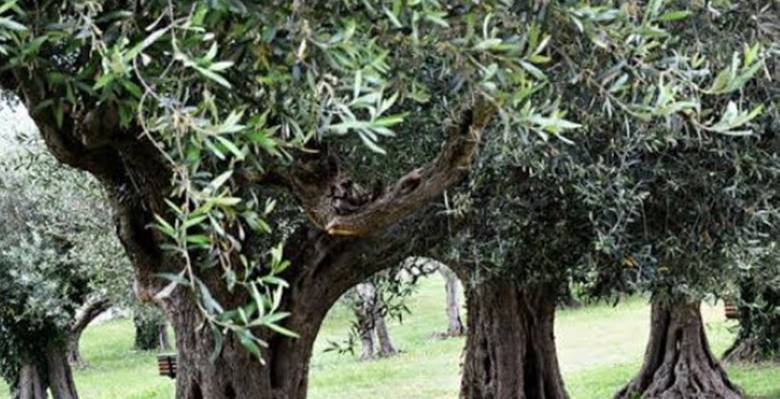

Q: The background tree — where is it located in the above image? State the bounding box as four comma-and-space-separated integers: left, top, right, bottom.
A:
326, 258, 435, 360
0, 136, 130, 398
438, 264, 465, 338
723, 244, 780, 364
133, 304, 172, 352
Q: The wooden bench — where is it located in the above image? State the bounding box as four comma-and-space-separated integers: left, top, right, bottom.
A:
724, 301, 739, 320
158, 354, 177, 379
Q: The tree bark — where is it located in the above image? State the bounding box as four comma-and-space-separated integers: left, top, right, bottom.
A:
373, 304, 397, 357
169, 217, 441, 399
44, 346, 79, 399
17, 362, 46, 399
67, 299, 111, 368
441, 267, 465, 337
460, 280, 568, 399
615, 297, 742, 399
354, 288, 377, 360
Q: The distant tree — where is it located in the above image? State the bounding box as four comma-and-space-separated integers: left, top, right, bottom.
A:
133, 305, 171, 352
0, 142, 131, 398
723, 246, 780, 364
438, 265, 465, 337
328, 258, 434, 359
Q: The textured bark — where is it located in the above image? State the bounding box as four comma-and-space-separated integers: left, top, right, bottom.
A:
67, 299, 111, 368
441, 267, 465, 337
373, 310, 397, 357
170, 218, 441, 399
17, 362, 46, 399
270, 101, 496, 237
460, 280, 568, 399
352, 281, 397, 360
615, 298, 742, 399
354, 291, 377, 360
44, 346, 79, 399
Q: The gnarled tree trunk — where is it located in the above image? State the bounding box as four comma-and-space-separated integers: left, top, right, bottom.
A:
170, 221, 438, 399
352, 281, 397, 360
460, 280, 568, 399
45, 346, 79, 399
15, 344, 79, 399
615, 297, 742, 399
17, 362, 46, 399
19, 76, 490, 398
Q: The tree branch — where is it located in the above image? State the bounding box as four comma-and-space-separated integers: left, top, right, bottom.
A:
70, 298, 111, 336
280, 98, 496, 237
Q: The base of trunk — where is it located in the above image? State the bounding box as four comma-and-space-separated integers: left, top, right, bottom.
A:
722, 338, 779, 364
18, 362, 47, 399
460, 280, 568, 399
45, 346, 80, 399
615, 298, 742, 399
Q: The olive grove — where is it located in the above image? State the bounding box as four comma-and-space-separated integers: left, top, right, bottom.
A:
1, 1, 778, 399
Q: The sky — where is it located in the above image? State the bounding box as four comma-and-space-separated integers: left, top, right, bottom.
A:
0, 100, 37, 157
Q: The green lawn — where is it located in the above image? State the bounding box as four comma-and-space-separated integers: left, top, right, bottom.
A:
2, 276, 778, 399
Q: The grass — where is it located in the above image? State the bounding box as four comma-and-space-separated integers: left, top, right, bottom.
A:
1, 276, 778, 399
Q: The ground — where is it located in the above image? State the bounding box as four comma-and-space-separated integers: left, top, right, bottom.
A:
1, 277, 778, 399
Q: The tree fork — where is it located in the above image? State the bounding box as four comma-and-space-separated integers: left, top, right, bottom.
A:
615, 298, 742, 399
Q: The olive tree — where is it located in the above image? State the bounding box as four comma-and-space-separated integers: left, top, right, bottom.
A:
0, 1, 574, 397
439, 1, 778, 398
0, 140, 130, 398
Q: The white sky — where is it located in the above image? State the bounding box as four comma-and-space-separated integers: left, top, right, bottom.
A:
0, 100, 37, 156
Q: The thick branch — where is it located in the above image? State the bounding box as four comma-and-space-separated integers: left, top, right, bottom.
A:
282, 98, 496, 237
70, 298, 111, 336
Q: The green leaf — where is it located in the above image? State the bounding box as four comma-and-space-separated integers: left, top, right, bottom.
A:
125, 27, 168, 61
208, 323, 223, 363
658, 10, 692, 22
194, 65, 232, 88
0, 16, 25, 31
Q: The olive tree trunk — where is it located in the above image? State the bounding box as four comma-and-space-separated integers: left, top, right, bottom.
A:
615, 298, 742, 399
441, 267, 465, 337
351, 282, 397, 360
45, 346, 79, 399
16, 344, 79, 399
460, 280, 568, 399
373, 308, 397, 357
22, 84, 488, 399
170, 220, 437, 399
17, 362, 46, 399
